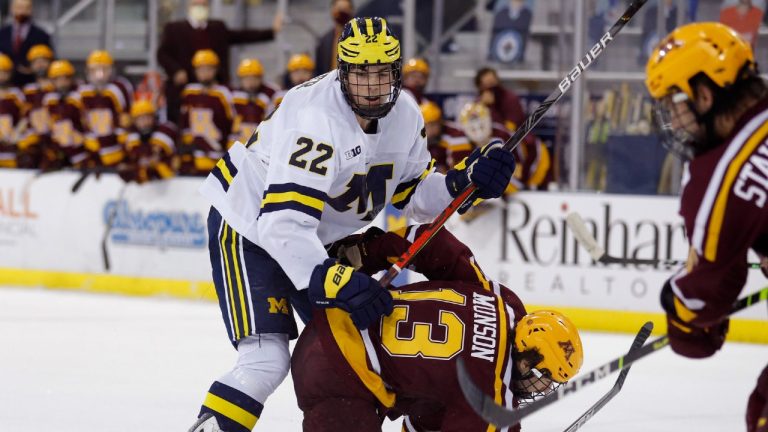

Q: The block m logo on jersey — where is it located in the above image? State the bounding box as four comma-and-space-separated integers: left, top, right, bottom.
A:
267, 297, 290, 315
327, 164, 393, 221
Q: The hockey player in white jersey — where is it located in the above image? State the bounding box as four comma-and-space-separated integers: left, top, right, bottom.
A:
189, 17, 516, 432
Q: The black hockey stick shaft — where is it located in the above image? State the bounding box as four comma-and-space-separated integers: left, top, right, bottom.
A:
70, 168, 90, 193
102, 183, 128, 271
378, 0, 649, 287
562, 322, 652, 432
458, 286, 768, 428
600, 255, 762, 269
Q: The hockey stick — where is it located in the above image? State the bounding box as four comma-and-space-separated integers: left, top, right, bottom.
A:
562, 322, 652, 432
70, 168, 91, 193
378, 0, 649, 286
102, 183, 128, 271
457, 286, 768, 428
565, 212, 762, 269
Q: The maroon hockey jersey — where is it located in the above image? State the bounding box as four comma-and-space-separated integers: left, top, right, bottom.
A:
121, 122, 178, 183
179, 83, 234, 175
18, 81, 53, 167
230, 84, 277, 146
0, 87, 26, 168
671, 97, 768, 326
293, 226, 527, 432
79, 82, 130, 166
45, 91, 93, 168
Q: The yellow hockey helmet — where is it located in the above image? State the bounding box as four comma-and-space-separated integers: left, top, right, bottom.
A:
48, 60, 75, 78
131, 99, 156, 118
420, 101, 441, 124
403, 57, 430, 76
646, 22, 755, 100
337, 17, 402, 119
0, 53, 13, 72
87, 50, 114, 67
287, 53, 315, 72
192, 49, 220, 68
237, 58, 264, 77
515, 310, 583, 383
27, 44, 54, 62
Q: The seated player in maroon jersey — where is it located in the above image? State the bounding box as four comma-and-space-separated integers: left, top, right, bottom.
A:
419, 101, 472, 174
292, 226, 584, 432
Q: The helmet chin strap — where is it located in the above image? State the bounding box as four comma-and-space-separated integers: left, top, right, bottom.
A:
688, 96, 724, 156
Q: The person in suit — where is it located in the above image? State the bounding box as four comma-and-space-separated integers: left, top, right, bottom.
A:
314, 0, 354, 76
157, 0, 282, 123
0, 0, 52, 87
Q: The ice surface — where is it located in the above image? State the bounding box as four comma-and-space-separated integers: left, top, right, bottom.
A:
0, 287, 765, 431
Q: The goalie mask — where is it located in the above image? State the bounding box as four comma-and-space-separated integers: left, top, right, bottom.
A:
646, 22, 756, 160
512, 310, 583, 404
459, 102, 492, 144
337, 17, 402, 120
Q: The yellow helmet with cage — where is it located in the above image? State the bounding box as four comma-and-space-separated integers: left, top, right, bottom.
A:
403, 57, 430, 76
27, 44, 53, 62
420, 101, 441, 124
87, 50, 114, 67
192, 49, 220, 68
287, 54, 315, 72
337, 17, 402, 119
48, 60, 75, 78
646, 22, 755, 100
237, 58, 264, 77
514, 310, 583, 383
0, 54, 12, 71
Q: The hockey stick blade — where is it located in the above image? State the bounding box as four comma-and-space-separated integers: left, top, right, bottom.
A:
565, 212, 605, 261
566, 212, 762, 269
379, 0, 649, 287
458, 287, 768, 428
562, 322, 652, 432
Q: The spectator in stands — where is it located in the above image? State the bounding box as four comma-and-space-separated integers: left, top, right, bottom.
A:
119, 100, 177, 184
402, 57, 430, 104
230, 58, 277, 147
157, 0, 283, 123
0, 0, 52, 87
17, 43, 52, 168
178, 49, 233, 176
275, 53, 316, 108
314, 0, 354, 75
419, 100, 471, 173
474, 66, 526, 131
0, 53, 24, 168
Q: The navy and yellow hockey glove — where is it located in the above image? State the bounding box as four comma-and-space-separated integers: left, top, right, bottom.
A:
309, 258, 394, 329
445, 139, 516, 213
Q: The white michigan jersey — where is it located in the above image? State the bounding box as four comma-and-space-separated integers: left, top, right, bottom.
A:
199, 70, 453, 289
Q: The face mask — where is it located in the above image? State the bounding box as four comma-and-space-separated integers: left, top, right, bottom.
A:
333, 10, 352, 26
188, 5, 209, 23
14, 14, 30, 24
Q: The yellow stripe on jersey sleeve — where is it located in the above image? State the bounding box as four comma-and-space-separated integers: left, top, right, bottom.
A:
203, 393, 258, 430
261, 191, 324, 212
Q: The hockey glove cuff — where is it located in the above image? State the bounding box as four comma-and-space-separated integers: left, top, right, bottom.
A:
660, 280, 728, 358
309, 258, 394, 329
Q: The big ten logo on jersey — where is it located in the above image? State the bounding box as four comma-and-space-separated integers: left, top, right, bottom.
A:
734, 139, 768, 208
267, 297, 290, 315
86, 108, 114, 136
190, 108, 221, 142
328, 164, 393, 221
344, 145, 361, 160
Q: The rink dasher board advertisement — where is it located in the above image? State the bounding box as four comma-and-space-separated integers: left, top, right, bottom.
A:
0, 170, 765, 341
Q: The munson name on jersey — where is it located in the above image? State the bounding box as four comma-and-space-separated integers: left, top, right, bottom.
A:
471, 291, 499, 362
